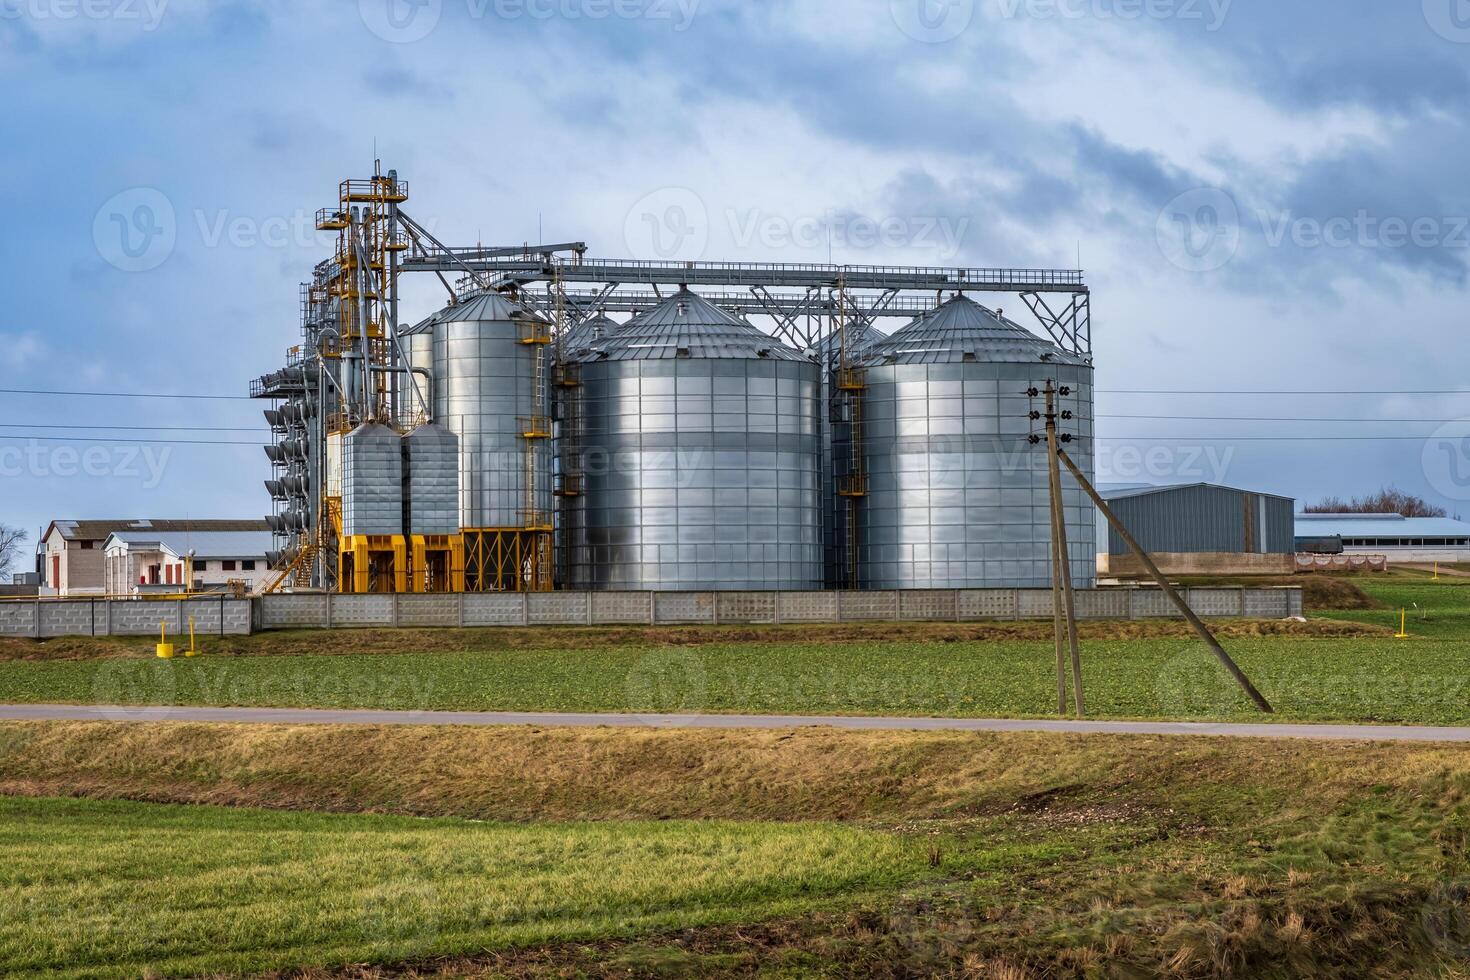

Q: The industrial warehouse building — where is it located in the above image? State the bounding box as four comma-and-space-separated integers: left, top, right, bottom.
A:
1097, 483, 1297, 576
40, 520, 271, 596
1294, 513, 1470, 564
101, 527, 276, 595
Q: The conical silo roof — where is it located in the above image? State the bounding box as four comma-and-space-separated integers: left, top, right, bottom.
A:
861, 295, 1087, 366
405, 290, 545, 335
562, 313, 619, 355
583, 288, 806, 362
443, 291, 545, 324
810, 319, 886, 368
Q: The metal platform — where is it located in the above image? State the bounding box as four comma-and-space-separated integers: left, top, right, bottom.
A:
402, 253, 1087, 295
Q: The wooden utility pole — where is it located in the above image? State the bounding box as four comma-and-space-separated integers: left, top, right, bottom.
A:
1044, 382, 1085, 716
1055, 446, 1275, 714
1045, 437, 1069, 715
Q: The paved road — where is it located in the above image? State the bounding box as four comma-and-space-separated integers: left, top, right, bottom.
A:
3, 703, 1470, 742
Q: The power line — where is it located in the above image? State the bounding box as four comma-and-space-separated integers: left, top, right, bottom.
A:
0, 431, 1459, 447
0, 387, 256, 401
0, 435, 259, 446
1100, 389, 1470, 396
3, 384, 1470, 401
1101, 415, 1470, 423
1097, 435, 1456, 442
0, 424, 261, 433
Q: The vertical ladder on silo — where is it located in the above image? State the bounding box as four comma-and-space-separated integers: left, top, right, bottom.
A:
833, 278, 869, 590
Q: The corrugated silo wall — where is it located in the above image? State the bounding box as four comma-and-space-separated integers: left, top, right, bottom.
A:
566, 357, 823, 590
434, 315, 551, 530
403, 423, 460, 536
838, 361, 1096, 589
1106, 486, 1295, 556
341, 424, 404, 537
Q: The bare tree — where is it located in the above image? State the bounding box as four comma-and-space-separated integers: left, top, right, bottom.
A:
1305, 486, 1447, 518
0, 525, 27, 583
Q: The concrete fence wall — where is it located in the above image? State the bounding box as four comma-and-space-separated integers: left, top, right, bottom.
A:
0, 596, 254, 639
254, 587, 1304, 632
0, 588, 1304, 639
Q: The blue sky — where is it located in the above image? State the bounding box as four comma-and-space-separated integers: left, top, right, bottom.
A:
4, 0, 1470, 559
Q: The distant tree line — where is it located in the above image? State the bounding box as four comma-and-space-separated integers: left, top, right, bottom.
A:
1305, 487, 1447, 519
0, 524, 25, 582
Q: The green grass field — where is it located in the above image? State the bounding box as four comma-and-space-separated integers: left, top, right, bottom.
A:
6, 577, 1470, 976
4, 727, 1470, 978
0, 796, 967, 979
0, 575, 1464, 723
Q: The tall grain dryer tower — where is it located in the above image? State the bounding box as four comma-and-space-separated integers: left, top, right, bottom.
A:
562, 288, 823, 590
834, 295, 1095, 590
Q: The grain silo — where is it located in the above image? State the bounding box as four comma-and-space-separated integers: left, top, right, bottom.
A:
835, 295, 1095, 589
562, 312, 619, 358
402, 421, 462, 591
432, 291, 554, 591
564, 287, 822, 590
339, 422, 405, 592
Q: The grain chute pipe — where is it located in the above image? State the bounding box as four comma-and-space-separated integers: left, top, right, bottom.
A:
368, 365, 432, 422
1055, 446, 1275, 715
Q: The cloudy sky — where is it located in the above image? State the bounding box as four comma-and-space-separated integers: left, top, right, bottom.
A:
4, 0, 1470, 558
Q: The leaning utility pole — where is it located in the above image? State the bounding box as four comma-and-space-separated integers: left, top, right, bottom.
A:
1055, 446, 1275, 714
1043, 381, 1085, 716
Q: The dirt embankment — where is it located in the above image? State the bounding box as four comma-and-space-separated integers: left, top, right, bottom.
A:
0, 719, 1450, 824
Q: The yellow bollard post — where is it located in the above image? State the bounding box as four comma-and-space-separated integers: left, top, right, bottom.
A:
184, 616, 199, 657
1395, 608, 1409, 640
1435, 562, 1440, 581
155, 621, 175, 659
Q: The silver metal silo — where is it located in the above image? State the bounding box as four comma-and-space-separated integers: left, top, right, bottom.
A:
562, 313, 619, 358
403, 422, 460, 536
341, 422, 404, 537
402, 313, 438, 421
432, 292, 553, 531
835, 295, 1095, 589
565, 288, 823, 590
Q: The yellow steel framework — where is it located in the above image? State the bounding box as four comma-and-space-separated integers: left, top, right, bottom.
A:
339, 535, 408, 594
274, 167, 566, 596
319, 168, 411, 593
409, 535, 466, 593
463, 528, 553, 593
